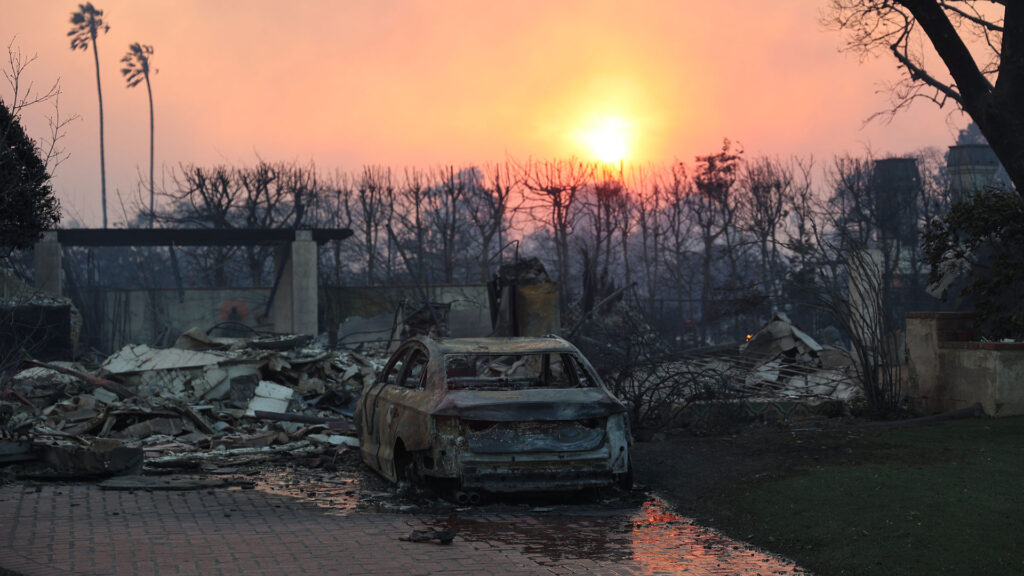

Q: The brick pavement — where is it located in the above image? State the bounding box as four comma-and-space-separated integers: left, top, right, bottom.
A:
0, 481, 806, 575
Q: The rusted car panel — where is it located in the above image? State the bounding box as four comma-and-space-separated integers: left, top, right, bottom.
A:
355, 335, 632, 492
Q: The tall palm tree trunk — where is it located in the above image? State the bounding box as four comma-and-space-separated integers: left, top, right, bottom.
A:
145, 74, 154, 228
92, 40, 107, 229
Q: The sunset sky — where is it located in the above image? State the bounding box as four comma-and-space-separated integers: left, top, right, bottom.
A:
5, 1, 970, 227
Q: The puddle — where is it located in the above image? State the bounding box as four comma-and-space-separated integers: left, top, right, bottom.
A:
250, 465, 807, 574
425, 499, 808, 574
253, 469, 368, 514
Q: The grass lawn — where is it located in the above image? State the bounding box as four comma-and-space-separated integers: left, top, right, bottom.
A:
707, 417, 1024, 576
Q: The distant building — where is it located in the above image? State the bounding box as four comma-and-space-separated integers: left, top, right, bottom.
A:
871, 157, 921, 248
947, 144, 1012, 201
947, 123, 1013, 201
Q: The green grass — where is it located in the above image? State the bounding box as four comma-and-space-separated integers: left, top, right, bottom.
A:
710, 418, 1024, 576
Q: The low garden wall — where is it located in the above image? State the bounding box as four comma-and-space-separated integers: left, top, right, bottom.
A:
906, 312, 1024, 416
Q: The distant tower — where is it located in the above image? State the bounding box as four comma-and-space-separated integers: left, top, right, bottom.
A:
948, 144, 1010, 202
947, 122, 1013, 202
871, 157, 921, 247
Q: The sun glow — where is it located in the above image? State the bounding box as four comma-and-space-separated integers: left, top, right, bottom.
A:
581, 116, 631, 164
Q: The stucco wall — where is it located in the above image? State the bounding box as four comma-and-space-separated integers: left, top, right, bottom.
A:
906, 312, 1024, 416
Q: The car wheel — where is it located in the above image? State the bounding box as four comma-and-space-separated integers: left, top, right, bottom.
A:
615, 456, 634, 491
395, 445, 421, 484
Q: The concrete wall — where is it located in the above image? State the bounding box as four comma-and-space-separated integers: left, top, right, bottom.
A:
906, 312, 1024, 416
90, 288, 274, 350
88, 284, 494, 351
324, 284, 492, 346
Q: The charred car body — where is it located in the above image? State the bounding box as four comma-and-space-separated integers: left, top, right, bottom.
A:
355, 336, 632, 494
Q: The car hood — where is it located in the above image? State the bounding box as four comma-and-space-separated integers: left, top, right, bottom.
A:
431, 388, 625, 421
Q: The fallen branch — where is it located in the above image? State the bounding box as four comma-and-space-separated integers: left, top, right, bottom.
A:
26, 358, 135, 400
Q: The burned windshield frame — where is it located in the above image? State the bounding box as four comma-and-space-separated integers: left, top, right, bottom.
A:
443, 352, 593, 390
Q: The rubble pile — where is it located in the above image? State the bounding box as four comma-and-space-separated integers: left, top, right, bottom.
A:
736, 312, 859, 402
1, 329, 386, 478
616, 312, 860, 426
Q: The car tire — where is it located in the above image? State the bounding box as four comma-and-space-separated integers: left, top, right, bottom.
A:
615, 456, 634, 491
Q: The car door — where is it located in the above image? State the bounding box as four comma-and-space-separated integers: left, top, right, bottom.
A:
371, 344, 431, 480
359, 346, 409, 471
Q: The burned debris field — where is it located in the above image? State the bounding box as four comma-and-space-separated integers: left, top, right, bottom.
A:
5, 2, 1024, 575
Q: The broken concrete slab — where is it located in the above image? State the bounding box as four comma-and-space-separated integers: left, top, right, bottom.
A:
101, 344, 229, 374
38, 438, 143, 477
112, 417, 186, 440
306, 433, 359, 448
0, 440, 35, 464
245, 381, 294, 417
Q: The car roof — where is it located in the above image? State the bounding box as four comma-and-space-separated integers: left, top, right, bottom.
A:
415, 335, 579, 355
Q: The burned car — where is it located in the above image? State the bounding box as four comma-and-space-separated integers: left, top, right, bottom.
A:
355, 336, 632, 495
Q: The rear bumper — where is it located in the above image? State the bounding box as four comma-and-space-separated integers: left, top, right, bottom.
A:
457, 446, 620, 491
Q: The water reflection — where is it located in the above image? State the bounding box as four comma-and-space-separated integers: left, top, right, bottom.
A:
253, 470, 366, 514
425, 499, 805, 574
630, 499, 806, 574
252, 471, 805, 574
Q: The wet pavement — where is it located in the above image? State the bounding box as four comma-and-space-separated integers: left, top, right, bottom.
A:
1, 467, 808, 575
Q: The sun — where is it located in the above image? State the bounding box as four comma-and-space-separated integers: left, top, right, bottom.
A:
580, 116, 631, 164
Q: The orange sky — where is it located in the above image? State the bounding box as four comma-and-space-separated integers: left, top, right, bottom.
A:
5, 0, 970, 227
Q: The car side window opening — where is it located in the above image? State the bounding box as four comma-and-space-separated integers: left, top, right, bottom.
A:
565, 354, 597, 388
383, 349, 409, 387
400, 349, 428, 389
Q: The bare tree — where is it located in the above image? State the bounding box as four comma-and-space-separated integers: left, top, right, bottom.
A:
660, 162, 700, 341
464, 163, 516, 282
393, 168, 430, 286
576, 166, 629, 315
236, 162, 280, 284
68, 2, 109, 228
2, 41, 75, 256
825, 1, 1024, 193
161, 164, 239, 286
3, 41, 76, 173
518, 158, 594, 307
828, 153, 877, 246
629, 165, 663, 317
352, 166, 395, 285
737, 156, 792, 316
785, 160, 907, 415
689, 140, 743, 341
424, 166, 468, 284
314, 170, 355, 285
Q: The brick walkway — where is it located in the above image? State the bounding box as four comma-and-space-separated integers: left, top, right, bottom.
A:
0, 482, 806, 575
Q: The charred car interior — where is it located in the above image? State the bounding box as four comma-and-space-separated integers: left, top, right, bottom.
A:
355, 336, 632, 498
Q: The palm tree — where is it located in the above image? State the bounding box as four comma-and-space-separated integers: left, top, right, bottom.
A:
68, 2, 109, 228
121, 43, 156, 228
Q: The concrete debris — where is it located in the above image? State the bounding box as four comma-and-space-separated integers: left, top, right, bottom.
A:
1, 329, 385, 479
245, 381, 294, 417
651, 314, 860, 407
307, 433, 360, 448
101, 344, 228, 374
741, 312, 823, 363
36, 438, 144, 478
0, 440, 34, 463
